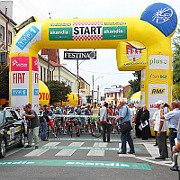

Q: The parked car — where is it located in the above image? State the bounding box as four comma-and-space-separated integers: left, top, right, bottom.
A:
0, 107, 26, 158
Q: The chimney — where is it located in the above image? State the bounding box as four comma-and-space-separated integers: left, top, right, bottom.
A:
5, 7, 7, 15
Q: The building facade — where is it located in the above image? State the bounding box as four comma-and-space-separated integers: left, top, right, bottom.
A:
104, 85, 131, 105
0, 2, 16, 65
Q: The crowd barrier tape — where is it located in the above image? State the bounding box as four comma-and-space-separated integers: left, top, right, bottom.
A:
52, 115, 119, 119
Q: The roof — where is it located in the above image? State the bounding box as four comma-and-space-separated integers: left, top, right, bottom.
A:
0, 10, 16, 25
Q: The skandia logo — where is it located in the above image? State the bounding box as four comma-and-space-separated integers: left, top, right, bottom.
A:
151, 88, 166, 95
149, 58, 168, 65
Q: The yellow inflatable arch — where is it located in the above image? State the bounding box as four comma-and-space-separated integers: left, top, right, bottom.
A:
10, 3, 177, 129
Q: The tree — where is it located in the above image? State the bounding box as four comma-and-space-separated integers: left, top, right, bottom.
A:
172, 28, 180, 85
126, 88, 134, 101
0, 65, 9, 100
172, 84, 180, 101
45, 81, 72, 104
128, 71, 141, 95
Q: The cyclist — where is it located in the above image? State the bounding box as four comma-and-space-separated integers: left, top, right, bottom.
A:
90, 102, 100, 135
44, 105, 57, 138
66, 106, 80, 136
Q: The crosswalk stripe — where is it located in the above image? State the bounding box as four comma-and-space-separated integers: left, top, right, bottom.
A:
25, 142, 61, 157
55, 142, 84, 156
118, 143, 135, 157
87, 142, 108, 156
25, 149, 49, 157
144, 143, 159, 157
43, 142, 61, 146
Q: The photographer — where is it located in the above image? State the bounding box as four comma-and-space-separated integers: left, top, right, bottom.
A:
160, 101, 180, 171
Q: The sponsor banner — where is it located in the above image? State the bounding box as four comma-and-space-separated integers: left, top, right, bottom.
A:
103, 26, 127, 40
73, 21, 103, 41
171, 56, 174, 71
64, 51, 96, 60
149, 55, 169, 69
104, 87, 123, 94
49, 28, 72, 41
32, 57, 39, 71
11, 70, 29, 107
140, 92, 145, 106
148, 84, 168, 127
141, 69, 146, 81
141, 81, 145, 92
49, 21, 127, 41
32, 57, 39, 113
140, 3, 177, 37
0, 160, 151, 170
117, 41, 147, 71
12, 23, 42, 54
148, 69, 168, 84
11, 57, 29, 71
79, 89, 88, 96
103, 22, 127, 26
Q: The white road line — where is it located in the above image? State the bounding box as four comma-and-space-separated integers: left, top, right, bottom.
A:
43, 142, 61, 146
143, 143, 159, 157
5, 149, 21, 157
117, 143, 135, 157
55, 142, 84, 156
87, 142, 108, 156
24, 142, 61, 157
25, 149, 49, 156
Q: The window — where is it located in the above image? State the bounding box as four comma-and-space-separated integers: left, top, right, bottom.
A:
111, 93, 113, 97
0, 25, 5, 40
40, 66, 42, 80
0, 52, 6, 65
8, 31, 12, 45
44, 67, 46, 81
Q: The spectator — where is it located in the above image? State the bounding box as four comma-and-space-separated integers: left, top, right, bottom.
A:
23, 104, 40, 149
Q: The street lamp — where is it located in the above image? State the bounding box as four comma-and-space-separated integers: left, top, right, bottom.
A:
97, 83, 107, 104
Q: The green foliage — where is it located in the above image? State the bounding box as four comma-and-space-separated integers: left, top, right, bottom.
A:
128, 71, 141, 95
45, 81, 72, 104
172, 84, 180, 101
0, 65, 9, 100
173, 28, 180, 85
126, 88, 134, 101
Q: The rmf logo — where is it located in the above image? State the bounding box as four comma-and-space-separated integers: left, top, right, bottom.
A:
151, 87, 166, 95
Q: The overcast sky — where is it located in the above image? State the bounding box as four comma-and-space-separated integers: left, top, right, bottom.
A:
11, 0, 180, 94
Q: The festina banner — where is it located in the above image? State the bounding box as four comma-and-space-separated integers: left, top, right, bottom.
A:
64, 51, 97, 60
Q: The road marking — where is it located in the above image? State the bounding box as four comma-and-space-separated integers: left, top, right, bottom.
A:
118, 143, 136, 157
55, 142, 84, 156
43, 142, 61, 146
25, 142, 61, 157
87, 142, 108, 156
0, 160, 151, 170
49, 138, 122, 142
143, 143, 159, 157
5, 149, 21, 158
25, 149, 49, 157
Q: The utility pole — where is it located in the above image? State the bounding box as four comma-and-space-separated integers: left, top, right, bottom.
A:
97, 85, 99, 104
92, 75, 94, 104
77, 60, 79, 105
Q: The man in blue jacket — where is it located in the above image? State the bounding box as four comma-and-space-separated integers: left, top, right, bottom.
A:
116, 100, 135, 154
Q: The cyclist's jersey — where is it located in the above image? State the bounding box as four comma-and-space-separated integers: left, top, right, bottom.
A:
91, 107, 100, 116
68, 111, 76, 121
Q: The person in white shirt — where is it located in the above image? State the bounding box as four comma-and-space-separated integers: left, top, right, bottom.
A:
130, 103, 136, 139
154, 100, 168, 160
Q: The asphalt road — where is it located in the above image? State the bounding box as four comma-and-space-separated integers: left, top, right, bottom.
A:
0, 132, 178, 180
